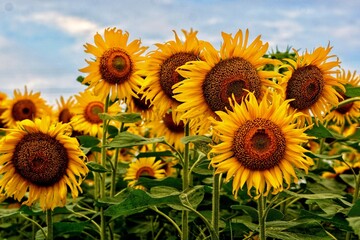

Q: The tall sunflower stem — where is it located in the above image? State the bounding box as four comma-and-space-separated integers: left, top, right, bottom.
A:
110, 122, 124, 197
100, 95, 110, 240
182, 122, 190, 240
212, 173, 222, 237
258, 194, 266, 240
46, 210, 53, 240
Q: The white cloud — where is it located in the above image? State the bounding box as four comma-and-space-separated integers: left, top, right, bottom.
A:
0, 35, 10, 48
17, 11, 100, 37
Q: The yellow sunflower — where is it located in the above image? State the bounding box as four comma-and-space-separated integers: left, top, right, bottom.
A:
140, 29, 205, 123
0, 92, 8, 128
148, 112, 191, 152
0, 117, 88, 210
173, 29, 282, 133
127, 91, 158, 122
0, 86, 52, 128
281, 44, 344, 125
124, 157, 166, 188
325, 69, 360, 126
210, 91, 313, 198
80, 27, 148, 102
71, 90, 121, 137
54, 96, 76, 124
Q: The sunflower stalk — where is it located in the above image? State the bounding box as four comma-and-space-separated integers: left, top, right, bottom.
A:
182, 122, 190, 240
258, 194, 266, 240
212, 173, 222, 236
100, 95, 110, 240
46, 209, 53, 240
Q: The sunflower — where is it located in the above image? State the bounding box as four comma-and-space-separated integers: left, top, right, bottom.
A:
325, 69, 360, 126
54, 96, 76, 124
71, 90, 121, 137
127, 91, 158, 122
209, 91, 313, 198
124, 157, 166, 188
0, 86, 52, 128
0, 117, 88, 210
0, 92, 8, 129
148, 112, 190, 152
280, 44, 344, 125
173, 29, 282, 133
80, 27, 148, 102
140, 29, 205, 123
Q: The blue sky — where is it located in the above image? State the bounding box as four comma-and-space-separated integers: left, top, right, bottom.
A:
1, 0, 359, 105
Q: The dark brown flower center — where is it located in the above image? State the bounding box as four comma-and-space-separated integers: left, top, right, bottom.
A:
100, 48, 132, 84
159, 52, 199, 99
162, 112, 184, 133
135, 166, 155, 179
286, 65, 324, 110
58, 108, 73, 123
84, 101, 104, 124
12, 132, 69, 186
233, 118, 286, 171
133, 93, 152, 111
0, 108, 6, 128
202, 57, 261, 113
11, 99, 36, 121
335, 92, 353, 114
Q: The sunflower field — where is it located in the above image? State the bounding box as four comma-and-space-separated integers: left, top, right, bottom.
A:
0, 27, 359, 240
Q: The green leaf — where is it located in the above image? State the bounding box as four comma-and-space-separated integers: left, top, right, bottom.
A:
136, 150, 174, 158
305, 152, 343, 161
267, 208, 284, 221
344, 84, 360, 97
305, 122, 343, 139
284, 190, 344, 199
348, 199, 360, 217
86, 162, 110, 173
231, 205, 258, 220
179, 185, 205, 209
0, 209, 19, 219
306, 199, 344, 215
76, 135, 100, 148
106, 131, 165, 148
99, 112, 142, 123
299, 210, 351, 231
137, 177, 182, 190
104, 189, 181, 218
347, 216, 360, 236
53, 222, 87, 237
339, 174, 356, 189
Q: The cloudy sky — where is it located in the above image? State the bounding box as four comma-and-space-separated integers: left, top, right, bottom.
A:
1, 0, 359, 105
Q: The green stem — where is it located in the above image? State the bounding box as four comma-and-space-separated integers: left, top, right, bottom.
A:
330, 97, 360, 111
151, 207, 182, 238
258, 194, 266, 240
182, 122, 190, 240
20, 213, 46, 239
183, 204, 219, 240
100, 95, 110, 240
212, 173, 222, 236
110, 122, 124, 197
46, 210, 53, 240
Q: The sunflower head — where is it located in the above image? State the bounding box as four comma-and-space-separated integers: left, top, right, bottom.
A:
0, 117, 88, 210
140, 29, 206, 123
173, 29, 282, 134
124, 157, 166, 188
71, 90, 121, 137
281, 44, 344, 125
80, 27, 148, 102
210, 91, 313, 198
55, 96, 76, 124
325, 69, 360, 126
0, 86, 52, 128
